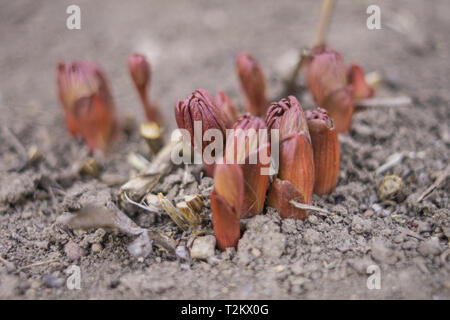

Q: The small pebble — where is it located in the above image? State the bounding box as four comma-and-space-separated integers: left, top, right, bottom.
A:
381, 209, 391, 217
308, 215, 319, 225
175, 246, 188, 260
372, 203, 382, 213
190, 235, 216, 260
251, 248, 261, 258
42, 275, 64, 288
377, 175, 405, 202
91, 243, 102, 253
21, 211, 32, 219
273, 265, 286, 273
351, 216, 372, 234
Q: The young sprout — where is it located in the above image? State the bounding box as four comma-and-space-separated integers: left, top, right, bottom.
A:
306, 108, 340, 195
128, 53, 163, 124
266, 97, 315, 220
235, 52, 268, 116
303, 45, 354, 133
209, 162, 244, 250
226, 114, 270, 218
56, 60, 119, 152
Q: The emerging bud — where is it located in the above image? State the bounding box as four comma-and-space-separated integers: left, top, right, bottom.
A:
56, 60, 119, 152
267, 105, 315, 220
128, 53, 162, 123
209, 163, 244, 250
174, 89, 231, 176
347, 63, 374, 101
226, 114, 269, 218
265, 95, 301, 139
306, 108, 340, 195
304, 46, 354, 133
128, 53, 150, 92
215, 90, 239, 125
322, 88, 354, 133
235, 52, 268, 116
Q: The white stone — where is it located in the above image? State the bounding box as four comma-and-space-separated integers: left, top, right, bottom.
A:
190, 235, 216, 260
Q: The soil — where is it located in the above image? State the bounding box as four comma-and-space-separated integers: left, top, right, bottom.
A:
0, 0, 449, 299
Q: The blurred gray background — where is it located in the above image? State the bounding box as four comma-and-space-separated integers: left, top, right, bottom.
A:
0, 0, 448, 133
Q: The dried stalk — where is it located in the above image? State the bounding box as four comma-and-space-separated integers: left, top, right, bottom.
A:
312, 0, 335, 48
376, 152, 405, 175
1, 125, 28, 167
289, 200, 330, 215
123, 191, 160, 214
355, 96, 412, 109
120, 134, 182, 201
284, 0, 335, 94
18, 259, 60, 271
416, 165, 450, 203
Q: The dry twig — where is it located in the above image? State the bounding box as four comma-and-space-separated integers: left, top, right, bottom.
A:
284, 0, 335, 95
355, 96, 412, 109
416, 165, 450, 203
376, 152, 405, 175
1, 125, 28, 167
18, 259, 59, 271
289, 200, 330, 215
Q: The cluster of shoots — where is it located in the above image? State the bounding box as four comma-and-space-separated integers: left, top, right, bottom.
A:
56, 53, 163, 153
175, 47, 375, 250
303, 45, 374, 132
55, 6, 375, 252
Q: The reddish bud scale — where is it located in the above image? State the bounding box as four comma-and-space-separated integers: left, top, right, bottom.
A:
266, 99, 315, 220
56, 60, 119, 152
229, 114, 269, 218
235, 53, 268, 116
347, 63, 374, 101
306, 108, 340, 195
209, 163, 244, 250
128, 53, 162, 123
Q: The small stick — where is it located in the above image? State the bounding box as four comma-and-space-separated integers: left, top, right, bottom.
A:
123, 191, 159, 214
1, 125, 28, 162
400, 227, 424, 241
284, 0, 335, 95
416, 165, 450, 203
283, 49, 309, 96
312, 0, 336, 48
355, 96, 412, 109
290, 200, 330, 215
19, 259, 59, 271
376, 152, 405, 175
